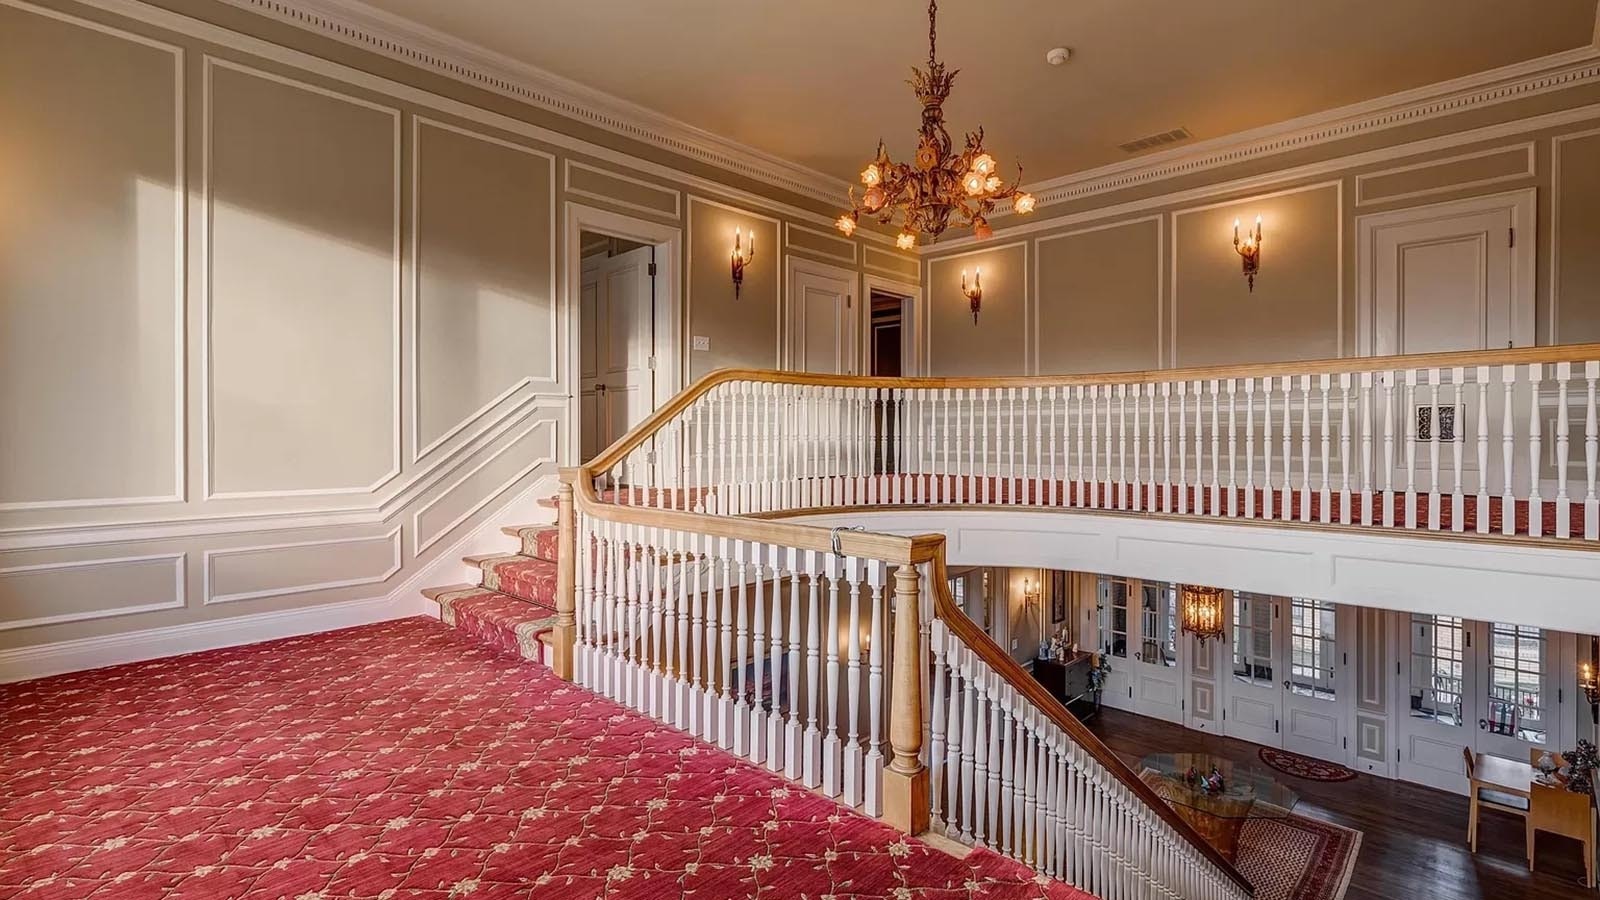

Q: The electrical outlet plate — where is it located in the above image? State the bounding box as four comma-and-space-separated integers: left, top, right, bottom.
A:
692, 335, 711, 351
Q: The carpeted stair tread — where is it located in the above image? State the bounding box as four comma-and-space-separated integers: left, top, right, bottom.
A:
426, 585, 556, 663
475, 553, 559, 606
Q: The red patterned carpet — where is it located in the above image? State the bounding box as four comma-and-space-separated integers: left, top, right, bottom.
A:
0, 617, 1091, 900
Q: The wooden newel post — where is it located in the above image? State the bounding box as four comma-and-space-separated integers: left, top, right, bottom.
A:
551, 475, 578, 681
882, 562, 930, 834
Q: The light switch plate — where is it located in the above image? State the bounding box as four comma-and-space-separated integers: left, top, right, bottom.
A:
692, 335, 711, 351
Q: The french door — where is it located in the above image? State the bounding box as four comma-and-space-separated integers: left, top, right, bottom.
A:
1225, 593, 1283, 747
1097, 575, 1184, 723
1395, 614, 1563, 793
1222, 593, 1351, 764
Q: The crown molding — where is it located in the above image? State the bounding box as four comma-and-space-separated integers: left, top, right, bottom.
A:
1008, 44, 1600, 215
215, 0, 850, 206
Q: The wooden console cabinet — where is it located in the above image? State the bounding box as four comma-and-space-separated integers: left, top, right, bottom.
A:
1030, 651, 1101, 721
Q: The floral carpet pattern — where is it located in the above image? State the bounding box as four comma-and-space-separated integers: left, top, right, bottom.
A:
0, 617, 1089, 900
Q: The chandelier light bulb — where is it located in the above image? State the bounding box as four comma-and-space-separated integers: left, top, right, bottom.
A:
962, 171, 985, 196
984, 174, 1002, 192
863, 186, 887, 212
972, 153, 996, 176
1013, 193, 1036, 215
896, 231, 917, 250
861, 163, 882, 187
835, 214, 857, 236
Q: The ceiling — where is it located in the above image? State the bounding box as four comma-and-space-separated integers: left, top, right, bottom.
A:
352, 0, 1599, 187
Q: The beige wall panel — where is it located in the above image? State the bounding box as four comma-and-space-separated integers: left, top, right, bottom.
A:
1556, 132, 1600, 344
1036, 220, 1161, 374
927, 244, 1028, 376
207, 63, 398, 496
0, 553, 184, 631
415, 120, 554, 457
785, 223, 856, 264
565, 160, 680, 219
1356, 144, 1533, 204
864, 245, 921, 280
1173, 185, 1341, 367
687, 198, 779, 379
205, 527, 400, 604
414, 416, 557, 553
0, 6, 180, 507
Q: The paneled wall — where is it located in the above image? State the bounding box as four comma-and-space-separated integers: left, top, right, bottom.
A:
0, 0, 907, 669
922, 98, 1600, 374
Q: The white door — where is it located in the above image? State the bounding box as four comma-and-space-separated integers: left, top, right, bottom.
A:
1473, 621, 1557, 761
1129, 581, 1185, 723
579, 245, 656, 463
1281, 598, 1348, 764
1358, 189, 1535, 356
1396, 613, 1475, 792
1096, 575, 1136, 711
1224, 593, 1283, 747
786, 260, 857, 375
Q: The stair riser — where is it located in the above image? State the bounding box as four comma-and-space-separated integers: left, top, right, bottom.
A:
519, 528, 559, 561
433, 589, 555, 665
481, 557, 558, 607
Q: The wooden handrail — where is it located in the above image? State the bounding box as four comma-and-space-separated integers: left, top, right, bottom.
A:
561, 468, 923, 565
582, 341, 1600, 476
918, 541, 1256, 897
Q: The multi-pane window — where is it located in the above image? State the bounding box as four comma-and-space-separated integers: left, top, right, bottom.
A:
948, 575, 966, 615
1409, 614, 1465, 726
1141, 582, 1178, 667
1098, 576, 1130, 659
1288, 598, 1336, 701
1232, 593, 1274, 687
1487, 623, 1546, 744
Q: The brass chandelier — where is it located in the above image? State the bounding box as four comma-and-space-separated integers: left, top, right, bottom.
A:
835, 0, 1036, 249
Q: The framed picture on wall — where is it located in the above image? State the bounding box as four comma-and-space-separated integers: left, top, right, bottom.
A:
1049, 570, 1068, 625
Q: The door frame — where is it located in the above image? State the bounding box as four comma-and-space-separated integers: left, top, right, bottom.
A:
1354, 188, 1536, 357
862, 273, 925, 376
563, 203, 681, 466
783, 256, 860, 374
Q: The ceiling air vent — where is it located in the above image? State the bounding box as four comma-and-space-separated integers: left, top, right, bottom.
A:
1118, 127, 1193, 155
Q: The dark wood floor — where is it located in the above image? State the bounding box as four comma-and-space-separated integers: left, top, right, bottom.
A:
1086, 708, 1593, 900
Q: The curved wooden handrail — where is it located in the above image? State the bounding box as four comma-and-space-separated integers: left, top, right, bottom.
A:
583, 341, 1600, 476
920, 541, 1256, 897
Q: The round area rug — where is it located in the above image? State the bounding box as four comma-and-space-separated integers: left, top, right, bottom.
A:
1258, 747, 1358, 782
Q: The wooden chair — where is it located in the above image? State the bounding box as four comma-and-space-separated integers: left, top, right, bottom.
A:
1526, 750, 1596, 888
1464, 747, 1528, 853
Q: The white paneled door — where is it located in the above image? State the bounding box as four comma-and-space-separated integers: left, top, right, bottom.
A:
1358, 188, 1535, 356
1281, 598, 1349, 764
785, 258, 857, 375
1096, 575, 1184, 723
580, 245, 656, 462
1224, 593, 1283, 748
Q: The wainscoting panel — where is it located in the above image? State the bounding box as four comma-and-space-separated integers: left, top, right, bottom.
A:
0, 1, 183, 510
205, 59, 400, 498
204, 527, 402, 605
0, 553, 186, 631
413, 415, 558, 554
413, 117, 556, 461
1035, 218, 1161, 374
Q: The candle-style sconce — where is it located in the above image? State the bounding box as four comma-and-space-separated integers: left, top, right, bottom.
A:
1022, 576, 1040, 608
1582, 637, 1600, 723
961, 267, 983, 324
730, 227, 755, 299
1233, 215, 1262, 292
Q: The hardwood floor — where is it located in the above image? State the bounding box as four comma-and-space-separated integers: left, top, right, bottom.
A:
1086, 708, 1593, 900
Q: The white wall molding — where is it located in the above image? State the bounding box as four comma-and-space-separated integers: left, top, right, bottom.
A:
213, 0, 848, 206
201, 525, 402, 605
1550, 126, 1600, 345
411, 416, 556, 554
562, 159, 682, 221
1353, 141, 1536, 206
1014, 45, 1600, 213
1032, 215, 1163, 370
0, 553, 187, 631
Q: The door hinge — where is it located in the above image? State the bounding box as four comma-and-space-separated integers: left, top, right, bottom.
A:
1128, 686, 1133, 698
1274, 719, 1280, 734
1508, 227, 1515, 249
647, 262, 657, 276
1181, 699, 1186, 711
1222, 709, 1227, 721
1396, 661, 1401, 676
1343, 737, 1348, 749
647, 355, 656, 370
1465, 632, 1472, 649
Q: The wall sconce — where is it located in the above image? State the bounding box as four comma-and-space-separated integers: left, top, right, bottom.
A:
1022, 576, 1040, 608
1582, 637, 1600, 723
960, 267, 983, 324
730, 227, 755, 299
1233, 215, 1262, 292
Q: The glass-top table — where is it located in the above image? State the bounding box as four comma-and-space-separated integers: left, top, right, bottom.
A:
1139, 752, 1299, 862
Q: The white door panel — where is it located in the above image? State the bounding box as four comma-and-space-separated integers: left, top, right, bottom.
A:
1224, 593, 1281, 748
786, 260, 857, 375
580, 245, 656, 466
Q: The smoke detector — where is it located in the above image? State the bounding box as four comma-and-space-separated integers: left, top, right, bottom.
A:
1046, 47, 1072, 66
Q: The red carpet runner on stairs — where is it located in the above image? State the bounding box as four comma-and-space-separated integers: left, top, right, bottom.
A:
0, 618, 1091, 900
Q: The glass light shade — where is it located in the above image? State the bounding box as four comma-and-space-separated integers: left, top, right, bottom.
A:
861, 163, 882, 186
863, 186, 887, 212
972, 153, 996, 176
1013, 193, 1036, 214
896, 231, 917, 250
1178, 585, 1227, 645
984, 175, 1002, 192
962, 172, 985, 196
835, 215, 857, 236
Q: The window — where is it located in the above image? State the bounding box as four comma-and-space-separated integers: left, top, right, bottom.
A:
1141, 582, 1177, 667
1232, 593, 1273, 687
1288, 598, 1336, 700
1409, 614, 1465, 726
1487, 623, 1546, 744
1098, 576, 1129, 659
948, 574, 966, 615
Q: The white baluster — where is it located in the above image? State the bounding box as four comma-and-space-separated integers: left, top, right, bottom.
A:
1319, 374, 1332, 524
803, 549, 823, 787
1225, 378, 1238, 517
1176, 381, 1189, 515
1339, 373, 1352, 526
843, 557, 864, 808
1502, 365, 1517, 536
1130, 382, 1142, 511
1263, 376, 1275, 520
821, 552, 844, 797
784, 547, 804, 778
1529, 364, 1544, 537
1449, 368, 1465, 532
767, 546, 786, 769
1300, 374, 1313, 524
1204, 379, 1216, 516
1557, 361, 1572, 538
1587, 362, 1599, 540
1382, 372, 1397, 528
1476, 367, 1491, 535
1243, 378, 1256, 519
